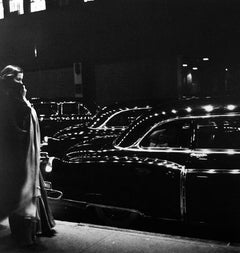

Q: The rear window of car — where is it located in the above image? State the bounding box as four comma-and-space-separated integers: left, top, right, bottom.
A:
105, 109, 149, 128
195, 116, 240, 149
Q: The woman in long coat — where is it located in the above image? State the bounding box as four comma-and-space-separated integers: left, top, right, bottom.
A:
0, 65, 55, 246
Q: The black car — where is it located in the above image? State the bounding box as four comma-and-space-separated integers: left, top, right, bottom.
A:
41, 97, 240, 228
44, 103, 152, 158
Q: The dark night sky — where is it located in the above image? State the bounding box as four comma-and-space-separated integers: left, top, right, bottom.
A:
1, 0, 240, 68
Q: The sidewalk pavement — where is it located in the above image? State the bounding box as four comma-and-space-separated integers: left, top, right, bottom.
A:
0, 219, 240, 253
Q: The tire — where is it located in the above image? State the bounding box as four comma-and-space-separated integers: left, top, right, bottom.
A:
94, 206, 139, 228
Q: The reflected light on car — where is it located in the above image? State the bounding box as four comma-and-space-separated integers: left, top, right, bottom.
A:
45, 163, 53, 173
185, 107, 192, 113
207, 169, 216, 173
227, 149, 235, 155
230, 170, 240, 174
44, 157, 55, 173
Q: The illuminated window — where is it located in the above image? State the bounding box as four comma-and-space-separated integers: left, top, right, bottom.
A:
31, 0, 46, 13
0, 0, 3, 19
9, 0, 24, 15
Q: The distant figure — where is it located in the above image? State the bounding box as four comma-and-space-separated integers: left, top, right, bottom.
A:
149, 129, 169, 147
0, 65, 55, 246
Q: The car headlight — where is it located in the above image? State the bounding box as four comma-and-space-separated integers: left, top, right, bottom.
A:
43, 136, 49, 145
40, 154, 55, 173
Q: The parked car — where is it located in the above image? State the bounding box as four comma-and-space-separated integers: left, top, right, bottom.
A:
44, 103, 152, 158
31, 97, 93, 139
41, 96, 240, 228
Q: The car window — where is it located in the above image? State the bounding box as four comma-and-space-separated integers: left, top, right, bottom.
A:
140, 119, 191, 148
60, 102, 91, 116
33, 102, 58, 116
61, 102, 79, 115
195, 116, 240, 149
105, 109, 148, 128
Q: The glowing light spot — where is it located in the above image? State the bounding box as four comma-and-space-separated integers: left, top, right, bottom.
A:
203, 105, 214, 112
187, 73, 192, 83
45, 164, 52, 173
208, 169, 216, 174
182, 64, 188, 67
226, 104, 236, 111
34, 45, 38, 57
231, 170, 240, 174
171, 109, 177, 114
227, 149, 235, 155
186, 107, 192, 113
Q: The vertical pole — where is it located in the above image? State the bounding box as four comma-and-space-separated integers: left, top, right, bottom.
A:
2, 0, 10, 18
177, 55, 183, 99
23, 0, 31, 14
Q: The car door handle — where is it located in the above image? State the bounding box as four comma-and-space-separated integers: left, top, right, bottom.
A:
190, 152, 208, 159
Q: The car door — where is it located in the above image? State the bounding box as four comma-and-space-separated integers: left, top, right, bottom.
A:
186, 115, 240, 224
135, 119, 193, 220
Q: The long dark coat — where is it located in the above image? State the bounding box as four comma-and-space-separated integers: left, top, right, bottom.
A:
0, 92, 41, 220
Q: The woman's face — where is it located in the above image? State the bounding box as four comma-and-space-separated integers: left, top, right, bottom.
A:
13, 72, 27, 98
14, 72, 23, 84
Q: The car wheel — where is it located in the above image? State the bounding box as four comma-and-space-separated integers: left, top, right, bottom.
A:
94, 207, 139, 228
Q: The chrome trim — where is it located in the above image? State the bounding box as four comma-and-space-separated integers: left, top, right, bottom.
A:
46, 189, 63, 200
90, 107, 150, 130
180, 166, 187, 220
43, 181, 52, 189
86, 203, 144, 216
56, 197, 144, 216
187, 168, 240, 174
116, 145, 240, 155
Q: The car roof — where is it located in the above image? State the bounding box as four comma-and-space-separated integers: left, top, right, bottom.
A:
114, 96, 240, 148
89, 102, 154, 128
150, 96, 240, 117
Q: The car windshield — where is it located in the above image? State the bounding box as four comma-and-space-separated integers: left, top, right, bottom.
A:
114, 113, 161, 148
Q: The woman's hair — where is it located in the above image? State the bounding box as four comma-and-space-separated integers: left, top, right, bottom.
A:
0, 65, 24, 97
0, 65, 23, 80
